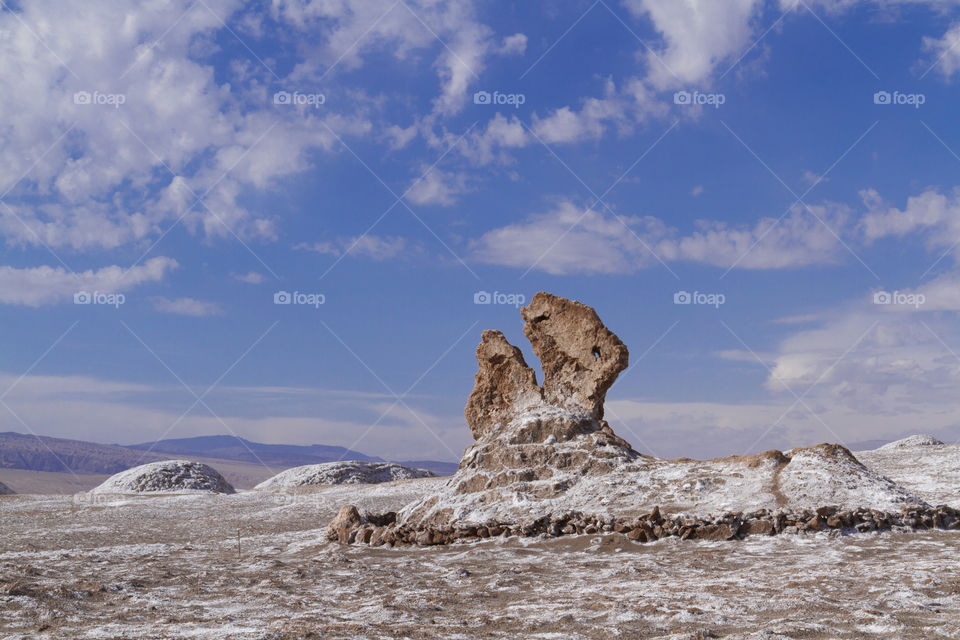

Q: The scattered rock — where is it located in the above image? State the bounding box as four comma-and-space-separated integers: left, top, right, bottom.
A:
326, 505, 362, 543
89, 460, 235, 494
255, 461, 434, 490
694, 524, 736, 542
745, 520, 774, 536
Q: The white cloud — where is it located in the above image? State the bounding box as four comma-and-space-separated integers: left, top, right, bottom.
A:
232, 271, 267, 284
405, 169, 470, 205
531, 78, 639, 144
470, 202, 648, 275
623, 0, 765, 89
498, 33, 528, 55
923, 21, 960, 78
0, 257, 177, 307
859, 187, 960, 247
385, 124, 419, 150
273, 0, 522, 117
453, 113, 530, 165
149, 296, 222, 316
295, 235, 410, 260
0, 0, 372, 252
655, 204, 850, 269
471, 200, 850, 274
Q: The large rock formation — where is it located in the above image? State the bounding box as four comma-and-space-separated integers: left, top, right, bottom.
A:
89, 460, 235, 494
327, 292, 929, 546
399, 292, 641, 529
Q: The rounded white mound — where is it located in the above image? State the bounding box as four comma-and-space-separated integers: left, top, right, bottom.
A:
0, 480, 14, 495
90, 460, 235, 494
879, 435, 944, 450
255, 461, 435, 490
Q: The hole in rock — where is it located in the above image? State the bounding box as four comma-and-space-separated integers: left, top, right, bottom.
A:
592, 347, 601, 360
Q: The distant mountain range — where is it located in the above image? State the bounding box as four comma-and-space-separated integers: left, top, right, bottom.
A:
0, 432, 458, 476
125, 435, 381, 466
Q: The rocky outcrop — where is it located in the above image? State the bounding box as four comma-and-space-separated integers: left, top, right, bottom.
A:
327, 292, 929, 546
878, 435, 944, 450
89, 460, 235, 494
520, 292, 629, 419
328, 503, 960, 547
255, 461, 434, 489
399, 292, 640, 529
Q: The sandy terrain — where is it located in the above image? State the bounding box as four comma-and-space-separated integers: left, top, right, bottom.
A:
2, 477, 960, 639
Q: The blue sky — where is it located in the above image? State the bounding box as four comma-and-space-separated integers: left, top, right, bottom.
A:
2, 0, 960, 462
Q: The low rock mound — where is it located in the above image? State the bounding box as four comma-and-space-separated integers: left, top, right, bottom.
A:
857, 438, 960, 508
90, 460, 235, 494
328, 292, 928, 546
879, 434, 944, 450
0, 480, 14, 495
256, 461, 435, 489
776, 443, 921, 511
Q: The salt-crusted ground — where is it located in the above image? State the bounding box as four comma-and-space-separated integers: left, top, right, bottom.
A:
2, 441, 958, 639
1, 477, 959, 638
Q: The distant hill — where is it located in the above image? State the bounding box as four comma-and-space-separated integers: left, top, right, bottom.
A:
0, 431, 167, 474
125, 435, 382, 467
0, 432, 457, 479
125, 435, 459, 475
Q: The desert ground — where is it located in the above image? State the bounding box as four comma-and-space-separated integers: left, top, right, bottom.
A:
2, 477, 960, 640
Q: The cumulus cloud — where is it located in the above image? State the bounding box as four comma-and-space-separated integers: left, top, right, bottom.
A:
471, 199, 850, 274
531, 78, 651, 144
859, 187, 960, 248
149, 296, 222, 316
623, 0, 764, 89
655, 204, 850, 269
232, 271, 267, 284
296, 235, 411, 260
0, 0, 374, 253
470, 202, 650, 275
273, 0, 524, 117
0, 257, 177, 307
405, 169, 471, 206
923, 21, 960, 78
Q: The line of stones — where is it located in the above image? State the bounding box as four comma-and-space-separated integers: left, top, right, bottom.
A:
327, 504, 960, 547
